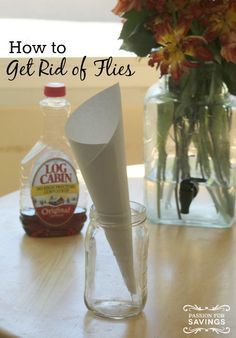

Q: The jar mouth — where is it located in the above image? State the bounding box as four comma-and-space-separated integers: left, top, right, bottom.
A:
89, 201, 146, 227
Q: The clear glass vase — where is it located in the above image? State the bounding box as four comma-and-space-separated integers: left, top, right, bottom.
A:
144, 63, 236, 228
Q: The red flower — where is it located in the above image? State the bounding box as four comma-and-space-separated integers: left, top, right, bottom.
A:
172, 0, 188, 10
187, 1, 204, 19
112, 0, 142, 15
146, 0, 187, 12
221, 31, 236, 63
145, 0, 166, 12
203, 1, 236, 41
149, 21, 213, 81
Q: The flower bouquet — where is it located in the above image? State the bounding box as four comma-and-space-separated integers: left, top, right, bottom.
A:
113, 0, 236, 227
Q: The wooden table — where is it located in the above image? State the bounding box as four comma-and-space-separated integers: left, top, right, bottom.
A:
0, 166, 236, 338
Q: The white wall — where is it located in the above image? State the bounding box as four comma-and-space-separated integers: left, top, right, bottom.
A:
0, 0, 118, 22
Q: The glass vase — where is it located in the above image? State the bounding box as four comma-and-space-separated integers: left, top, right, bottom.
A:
144, 63, 236, 228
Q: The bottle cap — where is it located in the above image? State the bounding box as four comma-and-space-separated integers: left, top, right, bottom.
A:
44, 83, 66, 97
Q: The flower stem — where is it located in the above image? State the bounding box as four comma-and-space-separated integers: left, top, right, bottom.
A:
173, 110, 181, 220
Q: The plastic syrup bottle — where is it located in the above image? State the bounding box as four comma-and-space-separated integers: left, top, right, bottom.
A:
20, 83, 87, 237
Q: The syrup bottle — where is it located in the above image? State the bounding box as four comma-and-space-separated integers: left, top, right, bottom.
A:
20, 83, 87, 237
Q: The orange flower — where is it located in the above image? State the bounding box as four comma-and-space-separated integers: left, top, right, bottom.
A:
172, 0, 188, 10
112, 0, 142, 15
145, 0, 165, 12
203, 1, 236, 41
186, 1, 204, 19
221, 31, 236, 63
149, 21, 213, 81
146, 0, 187, 12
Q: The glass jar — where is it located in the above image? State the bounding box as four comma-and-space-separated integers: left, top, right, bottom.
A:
144, 63, 236, 228
84, 201, 149, 319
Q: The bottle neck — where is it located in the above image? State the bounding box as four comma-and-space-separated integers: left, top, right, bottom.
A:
40, 97, 70, 143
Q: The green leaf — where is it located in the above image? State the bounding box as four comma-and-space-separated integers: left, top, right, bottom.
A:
222, 61, 236, 96
119, 10, 152, 40
119, 9, 156, 57
120, 24, 156, 56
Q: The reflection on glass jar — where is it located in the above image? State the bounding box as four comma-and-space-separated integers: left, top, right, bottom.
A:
84, 201, 149, 319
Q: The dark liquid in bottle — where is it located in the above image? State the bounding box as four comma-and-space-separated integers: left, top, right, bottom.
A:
20, 207, 87, 237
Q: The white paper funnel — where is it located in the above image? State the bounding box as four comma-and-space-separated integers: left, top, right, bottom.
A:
65, 84, 136, 293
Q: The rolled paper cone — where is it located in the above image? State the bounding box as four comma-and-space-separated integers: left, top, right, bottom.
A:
65, 84, 136, 294
104, 225, 135, 293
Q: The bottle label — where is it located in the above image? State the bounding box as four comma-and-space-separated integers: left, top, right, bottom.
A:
31, 158, 79, 226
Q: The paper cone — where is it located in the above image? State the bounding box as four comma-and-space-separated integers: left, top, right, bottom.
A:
65, 84, 136, 294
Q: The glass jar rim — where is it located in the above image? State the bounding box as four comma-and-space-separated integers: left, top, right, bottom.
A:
89, 201, 146, 228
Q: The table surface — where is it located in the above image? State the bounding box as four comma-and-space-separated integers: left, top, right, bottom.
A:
0, 166, 236, 338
